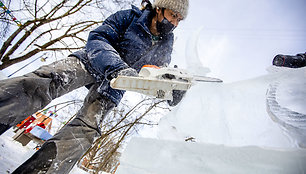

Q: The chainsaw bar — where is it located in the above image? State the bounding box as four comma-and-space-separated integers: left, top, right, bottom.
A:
193, 75, 223, 83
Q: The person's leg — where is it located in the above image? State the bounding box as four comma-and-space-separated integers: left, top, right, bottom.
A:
0, 123, 11, 135
12, 83, 116, 174
0, 56, 95, 133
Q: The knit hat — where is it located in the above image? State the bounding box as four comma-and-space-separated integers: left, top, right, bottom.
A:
153, 0, 189, 19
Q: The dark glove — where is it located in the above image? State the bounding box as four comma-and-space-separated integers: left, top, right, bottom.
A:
167, 90, 186, 106
108, 67, 138, 80
273, 53, 306, 68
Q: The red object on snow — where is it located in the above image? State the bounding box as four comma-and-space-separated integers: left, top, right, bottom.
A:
16, 116, 35, 130
25, 122, 46, 134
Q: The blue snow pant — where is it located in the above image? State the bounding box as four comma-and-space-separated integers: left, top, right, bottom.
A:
0, 56, 115, 173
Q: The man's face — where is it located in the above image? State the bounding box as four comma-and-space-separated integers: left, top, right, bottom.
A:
156, 8, 183, 27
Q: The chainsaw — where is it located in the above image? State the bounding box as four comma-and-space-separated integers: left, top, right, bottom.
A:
110, 65, 222, 100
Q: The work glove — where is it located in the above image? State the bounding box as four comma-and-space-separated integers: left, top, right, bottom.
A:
164, 65, 187, 106
108, 67, 138, 81
98, 67, 138, 103
167, 90, 186, 106
117, 68, 138, 77
273, 53, 306, 68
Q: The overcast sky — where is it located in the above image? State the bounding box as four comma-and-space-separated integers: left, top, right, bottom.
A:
172, 0, 306, 82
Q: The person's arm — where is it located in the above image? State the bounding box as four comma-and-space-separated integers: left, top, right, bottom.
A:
86, 9, 136, 80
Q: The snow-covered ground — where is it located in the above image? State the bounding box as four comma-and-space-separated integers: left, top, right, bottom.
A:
0, 129, 37, 174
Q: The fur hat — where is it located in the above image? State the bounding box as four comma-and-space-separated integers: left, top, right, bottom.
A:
153, 0, 189, 19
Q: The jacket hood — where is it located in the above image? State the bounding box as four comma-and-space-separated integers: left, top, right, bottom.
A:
133, 5, 153, 36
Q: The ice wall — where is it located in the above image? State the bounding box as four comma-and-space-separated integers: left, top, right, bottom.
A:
158, 67, 306, 148
117, 138, 306, 174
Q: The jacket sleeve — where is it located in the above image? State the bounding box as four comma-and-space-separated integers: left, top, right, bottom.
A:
86, 9, 135, 80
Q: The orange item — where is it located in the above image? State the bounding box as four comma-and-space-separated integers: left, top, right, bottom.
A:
142, 65, 160, 69
16, 111, 53, 133
16, 116, 35, 129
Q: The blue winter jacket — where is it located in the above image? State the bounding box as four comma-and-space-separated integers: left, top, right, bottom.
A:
71, 5, 174, 105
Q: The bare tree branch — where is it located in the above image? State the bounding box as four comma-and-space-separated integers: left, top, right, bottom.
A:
0, 0, 132, 70
77, 98, 168, 173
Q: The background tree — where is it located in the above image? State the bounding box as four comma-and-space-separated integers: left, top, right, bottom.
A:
0, 0, 136, 70
78, 98, 170, 174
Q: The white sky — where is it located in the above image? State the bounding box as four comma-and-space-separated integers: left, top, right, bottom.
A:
172, 0, 306, 82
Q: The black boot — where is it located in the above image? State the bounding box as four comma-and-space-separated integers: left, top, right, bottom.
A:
12, 142, 57, 174
0, 123, 11, 135
273, 53, 306, 68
